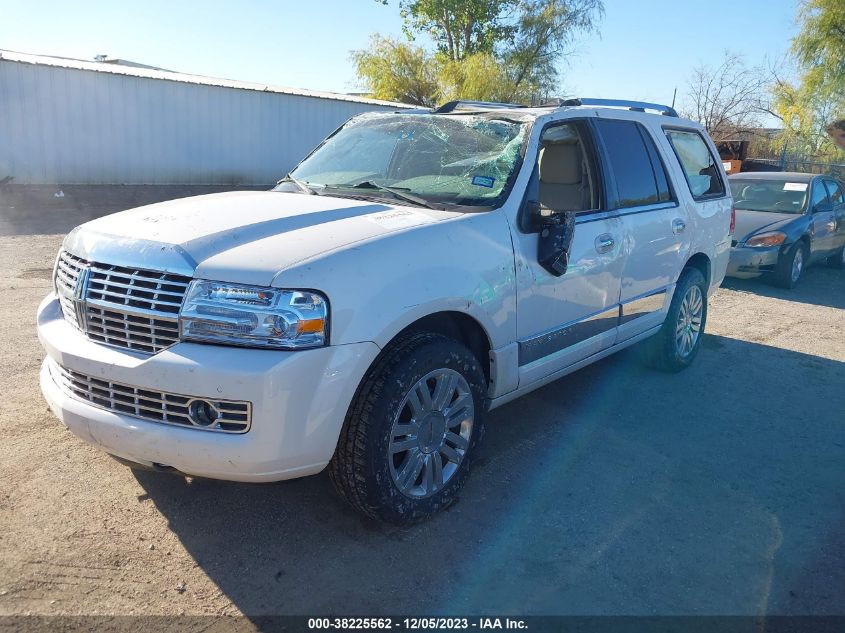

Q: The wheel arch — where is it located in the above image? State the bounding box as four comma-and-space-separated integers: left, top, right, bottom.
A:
797, 233, 812, 249
381, 310, 494, 384
683, 252, 712, 288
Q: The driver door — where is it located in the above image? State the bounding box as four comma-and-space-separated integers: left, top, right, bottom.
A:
823, 179, 845, 253
809, 179, 837, 258
510, 119, 624, 387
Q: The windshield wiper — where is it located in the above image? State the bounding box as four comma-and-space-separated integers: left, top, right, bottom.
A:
736, 206, 779, 213
324, 180, 436, 210
278, 174, 317, 195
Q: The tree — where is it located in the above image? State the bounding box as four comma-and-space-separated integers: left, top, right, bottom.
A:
351, 36, 440, 106
501, 0, 601, 101
792, 0, 845, 99
682, 52, 768, 140
438, 52, 517, 102
772, 77, 842, 158
355, 0, 604, 105
770, 0, 845, 159
398, 0, 517, 61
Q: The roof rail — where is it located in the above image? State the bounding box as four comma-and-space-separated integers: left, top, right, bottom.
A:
433, 100, 526, 113
554, 97, 679, 117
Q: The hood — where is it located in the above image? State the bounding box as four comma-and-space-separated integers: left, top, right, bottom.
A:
64, 191, 458, 286
734, 210, 803, 243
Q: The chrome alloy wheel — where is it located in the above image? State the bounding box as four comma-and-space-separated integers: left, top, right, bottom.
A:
675, 285, 703, 358
388, 368, 474, 499
792, 247, 804, 283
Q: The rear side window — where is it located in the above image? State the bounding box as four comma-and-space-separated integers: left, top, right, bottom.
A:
594, 119, 672, 209
665, 129, 725, 199
824, 179, 843, 205
810, 180, 831, 210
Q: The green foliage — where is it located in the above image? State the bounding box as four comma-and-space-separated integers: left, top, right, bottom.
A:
501, 0, 602, 100
351, 35, 440, 106
771, 0, 845, 159
793, 0, 845, 98
399, 0, 517, 60
772, 79, 843, 160
355, 0, 603, 105
439, 52, 528, 102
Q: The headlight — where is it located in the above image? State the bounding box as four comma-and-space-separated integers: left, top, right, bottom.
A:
745, 231, 787, 247
180, 281, 328, 349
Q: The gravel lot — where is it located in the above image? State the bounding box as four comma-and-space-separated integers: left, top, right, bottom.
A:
1, 189, 844, 618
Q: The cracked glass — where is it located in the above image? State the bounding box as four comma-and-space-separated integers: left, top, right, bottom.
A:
286, 112, 529, 210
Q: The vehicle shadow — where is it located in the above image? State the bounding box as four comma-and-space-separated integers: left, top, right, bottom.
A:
134, 335, 845, 616
722, 265, 845, 310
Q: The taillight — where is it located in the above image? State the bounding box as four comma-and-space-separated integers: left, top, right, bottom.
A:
729, 205, 736, 236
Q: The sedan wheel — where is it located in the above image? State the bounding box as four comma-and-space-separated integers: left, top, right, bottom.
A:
829, 244, 845, 269
791, 247, 804, 284
775, 242, 807, 288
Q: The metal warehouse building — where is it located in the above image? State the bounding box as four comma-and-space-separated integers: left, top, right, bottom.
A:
0, 49, 406, 185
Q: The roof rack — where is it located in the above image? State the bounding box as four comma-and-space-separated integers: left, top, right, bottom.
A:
433, 100, 526, 113
550, 97, 679, 117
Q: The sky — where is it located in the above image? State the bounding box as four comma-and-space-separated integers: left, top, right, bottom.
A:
1, 0, 800, 114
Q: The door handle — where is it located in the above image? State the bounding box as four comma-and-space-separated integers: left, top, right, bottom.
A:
595, 234, 615, 254
672, 218, 686, 234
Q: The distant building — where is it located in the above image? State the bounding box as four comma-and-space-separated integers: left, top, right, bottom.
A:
0, 49, 409, 185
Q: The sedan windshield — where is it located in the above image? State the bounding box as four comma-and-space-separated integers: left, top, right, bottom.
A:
729, 178, 808, 214
283, 112, 528, 209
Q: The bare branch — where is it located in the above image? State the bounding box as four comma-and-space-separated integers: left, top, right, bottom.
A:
682, 51, 770, 140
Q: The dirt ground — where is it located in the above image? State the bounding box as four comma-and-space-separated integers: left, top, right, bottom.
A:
1, 189, 844, 619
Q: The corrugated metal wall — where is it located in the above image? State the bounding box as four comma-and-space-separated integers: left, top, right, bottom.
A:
0, 60, 399, 185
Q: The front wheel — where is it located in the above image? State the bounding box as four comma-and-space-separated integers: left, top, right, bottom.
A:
329, 332, 486, 524
774, 242, 806, 288
827, 243, 845, 269
641, 267, 708, 372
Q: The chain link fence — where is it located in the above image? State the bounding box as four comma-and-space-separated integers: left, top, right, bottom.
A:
744, 155, 845, 179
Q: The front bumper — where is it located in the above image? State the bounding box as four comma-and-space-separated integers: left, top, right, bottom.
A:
725, 244, 781, 279
37, 293, 380, 482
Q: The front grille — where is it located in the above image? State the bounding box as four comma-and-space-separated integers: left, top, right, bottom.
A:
55, 251, 84, 327
49, 360, 251, 433
55, 250, 191, 354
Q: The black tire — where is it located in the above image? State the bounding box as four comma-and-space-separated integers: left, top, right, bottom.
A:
774, 241, 807, 288
640, 267, 708, 373
329, 332, 487, 525
827, 243, 845, 269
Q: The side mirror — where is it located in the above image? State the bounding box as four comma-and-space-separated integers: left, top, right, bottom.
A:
538, 211, 576, 276
814, 201, 833, 214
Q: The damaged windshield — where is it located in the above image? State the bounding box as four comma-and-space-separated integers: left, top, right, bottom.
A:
281, 112, 529, 209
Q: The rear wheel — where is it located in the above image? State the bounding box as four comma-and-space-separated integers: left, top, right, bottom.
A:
827, 243, 845, 269
774, 242, 806, 288
641, 267, 707, 373
329, 332, 486, 524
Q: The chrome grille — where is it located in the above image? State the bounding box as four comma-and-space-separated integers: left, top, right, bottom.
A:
55, 251, 84, 327
55, 250, 191, 354
48, 360, 251, 433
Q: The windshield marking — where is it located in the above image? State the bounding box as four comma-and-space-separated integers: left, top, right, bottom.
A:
363, 209, 435, 230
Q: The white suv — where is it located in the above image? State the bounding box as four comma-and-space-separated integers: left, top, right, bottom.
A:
38, 98, 733, 523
